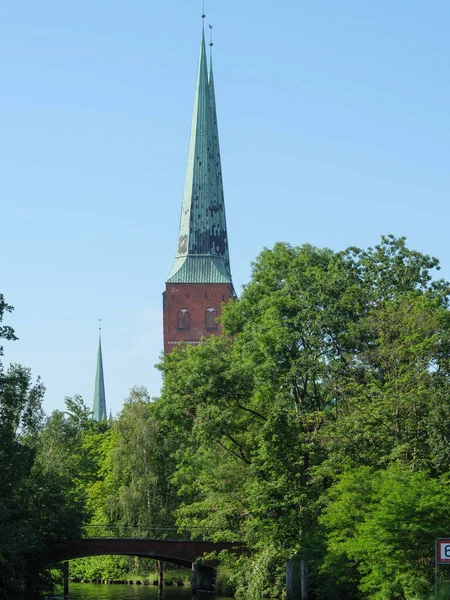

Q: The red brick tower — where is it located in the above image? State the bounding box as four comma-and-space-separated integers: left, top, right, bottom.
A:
163, 27, 235, 353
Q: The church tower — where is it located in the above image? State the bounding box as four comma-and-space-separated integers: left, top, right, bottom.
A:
92, 323, 107, 421
163, 25, 235, 353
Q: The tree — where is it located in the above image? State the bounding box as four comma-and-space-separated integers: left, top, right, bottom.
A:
0, 364, 45, 595
158, 242, 361, 596
0, 297, 86, 595
0, 295, 17, 355
103, 386, 178, 532
157, 236, 450, 598
324, 292, 450, 473
320, 465, 450, 599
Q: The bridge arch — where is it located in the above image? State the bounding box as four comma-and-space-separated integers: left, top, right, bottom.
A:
45, 538, 238, 593
46, 538, 235, 567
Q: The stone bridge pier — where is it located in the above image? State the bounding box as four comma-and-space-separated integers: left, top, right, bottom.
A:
191, 562, 215, 593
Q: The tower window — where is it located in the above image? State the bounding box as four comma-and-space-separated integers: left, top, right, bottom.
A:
178, 309, 191, 330
205, 307, 218, 330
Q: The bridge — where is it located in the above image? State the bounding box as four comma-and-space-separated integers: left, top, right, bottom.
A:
45, 526, 240, 595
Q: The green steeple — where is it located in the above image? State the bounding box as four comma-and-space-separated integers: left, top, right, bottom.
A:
167, 29, 234, 289
209, 54, 232, 281
92, 329, 106, 422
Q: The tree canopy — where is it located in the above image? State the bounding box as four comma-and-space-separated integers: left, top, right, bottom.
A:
156, 236, 450, 598
3, 236, 450, 599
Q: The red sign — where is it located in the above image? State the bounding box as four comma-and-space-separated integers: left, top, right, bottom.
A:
437, 539, 450, 564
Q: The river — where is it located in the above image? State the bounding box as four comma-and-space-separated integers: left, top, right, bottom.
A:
63, 583, 233, 600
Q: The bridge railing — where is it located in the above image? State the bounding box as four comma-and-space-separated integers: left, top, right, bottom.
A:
82, 524, 221, 542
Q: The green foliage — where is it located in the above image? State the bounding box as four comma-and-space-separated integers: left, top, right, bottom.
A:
103, 386, 178, 530
69, 555, 132, 580
215, 563, 238, 596
320, 465, 450, 599
156, 236, 450, 598
66, 386, 181, 582
3, 235, 450, 599
324, 292, 450, 473
0, 299, 86, 596
0, 295, 17, 355
65, 394, 93, 431
432, 584, 450, 600
0, 362, 46, 594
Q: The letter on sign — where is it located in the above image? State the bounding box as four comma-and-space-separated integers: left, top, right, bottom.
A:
437, 540, 450, 564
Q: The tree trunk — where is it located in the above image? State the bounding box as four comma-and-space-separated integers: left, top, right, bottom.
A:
157, 560, 163, 590
63, 562, 69, 596
301, 559, 308, 600
191, 562, 198, 594
286, 559, 294, 600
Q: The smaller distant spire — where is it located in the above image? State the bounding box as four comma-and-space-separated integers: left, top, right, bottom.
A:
92, 320, 107, 422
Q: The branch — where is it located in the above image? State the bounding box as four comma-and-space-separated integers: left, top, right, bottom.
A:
232, 396, 266, 421
217, 428, 251, 465
216, 439, 251, 465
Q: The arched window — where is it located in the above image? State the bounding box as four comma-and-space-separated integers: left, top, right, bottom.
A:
177, 309, 190, 330
205, 307, 218, 330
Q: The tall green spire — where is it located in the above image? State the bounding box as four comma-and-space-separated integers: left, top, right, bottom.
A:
92, 327, 106, 422
167, 29, 234, 289
208, 53, 232, 281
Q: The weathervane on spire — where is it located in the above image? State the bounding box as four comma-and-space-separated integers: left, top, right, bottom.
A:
98, 318, 102, 333
209, 24, 213, 47
201, 0, 205, 20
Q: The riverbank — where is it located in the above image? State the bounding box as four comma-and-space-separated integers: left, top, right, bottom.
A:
69, 572, 189, 586
67, 562, 235, 596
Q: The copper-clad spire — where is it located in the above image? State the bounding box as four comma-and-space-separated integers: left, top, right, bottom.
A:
167, 27, 234, 290
92, 320, 107, 422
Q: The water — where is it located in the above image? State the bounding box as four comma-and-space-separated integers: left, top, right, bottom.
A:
63, 583, 233, 600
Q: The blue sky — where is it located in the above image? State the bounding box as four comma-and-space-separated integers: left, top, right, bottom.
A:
2, 1, 450, 417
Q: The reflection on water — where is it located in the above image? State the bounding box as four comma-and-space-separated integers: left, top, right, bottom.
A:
62, 582, 233, 600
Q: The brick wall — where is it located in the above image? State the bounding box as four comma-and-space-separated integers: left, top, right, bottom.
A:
163, 282, 235, 353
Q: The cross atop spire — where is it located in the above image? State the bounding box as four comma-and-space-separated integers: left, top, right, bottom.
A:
167, 27, 234, 291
